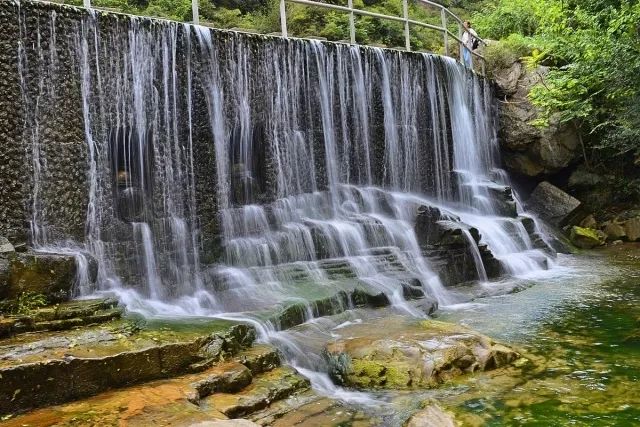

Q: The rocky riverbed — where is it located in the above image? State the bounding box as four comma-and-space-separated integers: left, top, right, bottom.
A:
2, 245, 640, 425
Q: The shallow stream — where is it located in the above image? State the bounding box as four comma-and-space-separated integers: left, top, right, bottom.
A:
276, 245, 640, 426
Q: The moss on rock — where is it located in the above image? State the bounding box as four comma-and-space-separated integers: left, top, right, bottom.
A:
325, 316, 520, 390
570, 226, 605, 249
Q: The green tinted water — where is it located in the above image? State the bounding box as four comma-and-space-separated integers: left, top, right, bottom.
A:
435, 246, 640, 426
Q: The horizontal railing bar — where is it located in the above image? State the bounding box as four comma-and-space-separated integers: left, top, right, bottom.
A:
406, 18, 444, 33
288, 0, 487, 72
287, 0, 406, 23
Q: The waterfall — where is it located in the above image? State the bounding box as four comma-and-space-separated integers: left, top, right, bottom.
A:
13, 2, 554, 325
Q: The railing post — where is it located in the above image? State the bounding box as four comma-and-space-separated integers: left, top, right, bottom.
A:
348, 0, 356, 44
280, 0, 288, 37
192, 0, 199, 25
83, 0, 91, 8
441, 9, 448, 56
402, 0, 410, 51
458, 22, 463, 60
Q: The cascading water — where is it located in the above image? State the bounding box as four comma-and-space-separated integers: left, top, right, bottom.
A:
13, 0, 556, 406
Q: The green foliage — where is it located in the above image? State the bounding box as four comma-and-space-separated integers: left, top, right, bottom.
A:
473, 0, 553, 39
483, 33, 535, 74
7, 292, 49, 315
478, 0, 640, 202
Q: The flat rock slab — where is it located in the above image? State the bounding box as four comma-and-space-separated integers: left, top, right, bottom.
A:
325, 315, 520, 390
204, 366, 311, 418
253, 392, 379, 426
1, 298, 122, 337
0, 318, 256, 415
1, 345, 282, 427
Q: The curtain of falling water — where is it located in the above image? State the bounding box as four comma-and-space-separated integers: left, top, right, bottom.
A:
14, 1, 554, 318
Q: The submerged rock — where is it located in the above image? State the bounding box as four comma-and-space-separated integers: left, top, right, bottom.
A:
324, 317, 520, 390
406, 403, 457, 427
570, 226, 605, 249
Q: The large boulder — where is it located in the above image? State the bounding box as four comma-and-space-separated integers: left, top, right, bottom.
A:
325, 316, 519, 390
1, 252, 91, 302
497, 63, 581, 178
623, 218, 640, 242
570, 226, 605, 249
567, 167, 613, 210
602, 221, 626, 242
526, 181, 585, 227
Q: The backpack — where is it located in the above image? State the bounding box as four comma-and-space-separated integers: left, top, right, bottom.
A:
472, 37, 479, 50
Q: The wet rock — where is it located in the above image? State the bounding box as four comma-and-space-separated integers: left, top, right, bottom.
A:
406, 403, 456, 427
204, 366, 310, 418
0, 257, 9, 300
325, 317, 520, 390
235, 344, 280, 376
0, 320, 257, 414
527, 182, 585, 227
188, 362, 253, 402
485, 184, 518, 218
4, 252, 77, 302
520, 216, 536, 234
623, 218, 640, 242
1, 298, 122, 337
479, 243, 503, 278
570, 226, 605, 249
415, 205, 446, 246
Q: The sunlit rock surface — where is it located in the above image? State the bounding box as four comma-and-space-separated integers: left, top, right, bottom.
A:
325, 316, 519, 390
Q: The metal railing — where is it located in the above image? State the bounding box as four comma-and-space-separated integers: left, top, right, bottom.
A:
279, 0, 487, 74
80, 0, 485, 74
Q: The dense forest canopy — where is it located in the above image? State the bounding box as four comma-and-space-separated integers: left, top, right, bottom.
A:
62, 0, 640, 202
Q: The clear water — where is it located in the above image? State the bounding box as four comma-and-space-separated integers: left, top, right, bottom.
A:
431, 247, 640, 426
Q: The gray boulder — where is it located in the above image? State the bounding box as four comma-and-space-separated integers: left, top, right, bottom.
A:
497, 63, 581, 178
526, 181, 585, 227
624, 218, 640, 242
1, 252, 98, 302
0, 237, 14, 255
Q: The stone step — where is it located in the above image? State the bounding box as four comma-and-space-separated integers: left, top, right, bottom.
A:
187, 345, 282, 403
0, 344, 283, 426
2, 298, 123, 337
235, 344, 281, 376
0, 319, 256, 415
202, 366, 311, 418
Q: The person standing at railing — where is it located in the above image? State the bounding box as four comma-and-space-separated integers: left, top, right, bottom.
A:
461, 20, 478, 68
